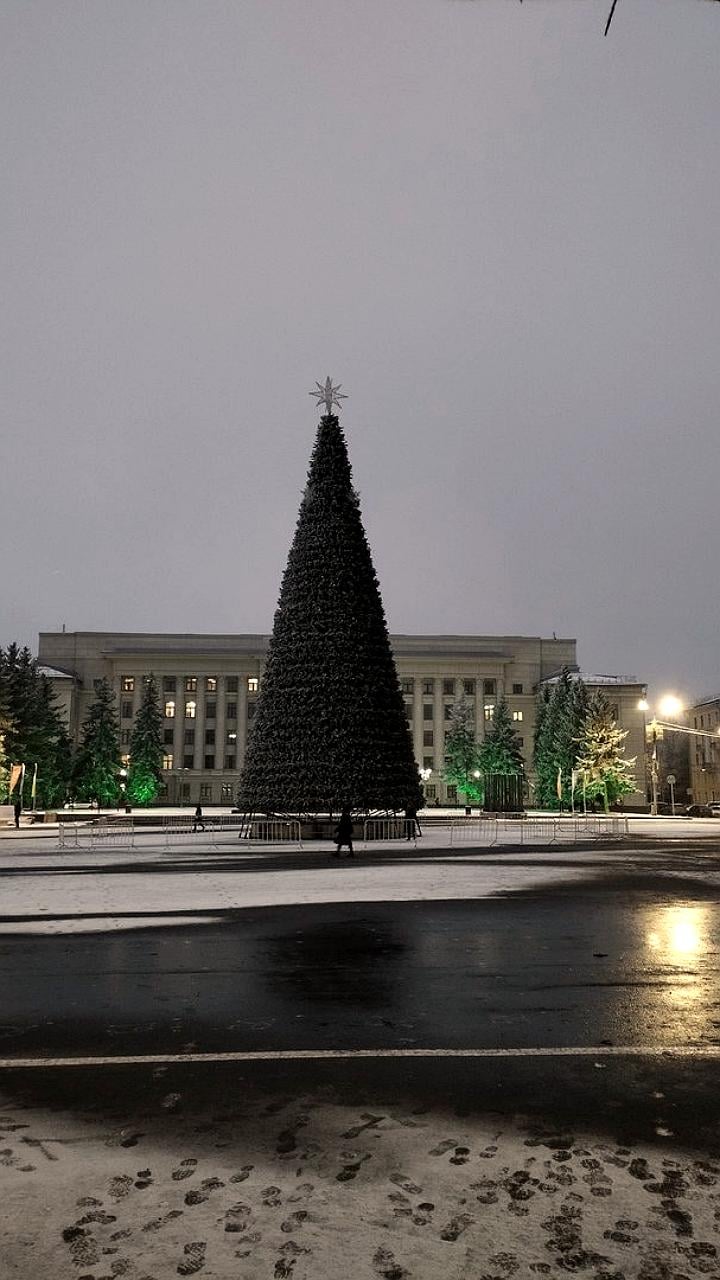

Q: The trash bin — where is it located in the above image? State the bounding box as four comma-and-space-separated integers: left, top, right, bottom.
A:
465, 806, 471, 816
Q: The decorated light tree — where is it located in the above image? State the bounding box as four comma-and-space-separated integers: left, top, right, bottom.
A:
237, 379, 422, 815
575, 692, 636, 812
128, 673, 164, 805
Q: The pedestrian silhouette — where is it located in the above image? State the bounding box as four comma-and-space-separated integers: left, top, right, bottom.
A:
13, 799, 21, 830
193, 803, 205, 832
405, 801, 421, 840
332, 809, 354, 858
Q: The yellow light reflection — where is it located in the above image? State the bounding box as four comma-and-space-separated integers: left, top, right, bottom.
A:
645, 906, 705, 960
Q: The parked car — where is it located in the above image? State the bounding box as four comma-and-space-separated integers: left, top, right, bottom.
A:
686, 804, 713, 818
707, 802, 720, 816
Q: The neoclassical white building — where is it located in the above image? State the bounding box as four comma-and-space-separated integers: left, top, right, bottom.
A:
37, 630, 647, 807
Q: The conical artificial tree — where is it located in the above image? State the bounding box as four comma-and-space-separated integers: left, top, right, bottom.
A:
238, 380, 422, 815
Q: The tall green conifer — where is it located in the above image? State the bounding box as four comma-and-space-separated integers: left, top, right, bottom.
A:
443, 694, 482, 802
73, 678, 121, 806
477, 698, 524, 777
128, 674, 164, 805
238, 405, 422, 814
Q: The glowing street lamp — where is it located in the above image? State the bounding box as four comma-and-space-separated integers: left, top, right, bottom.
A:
639, 696, 684, 816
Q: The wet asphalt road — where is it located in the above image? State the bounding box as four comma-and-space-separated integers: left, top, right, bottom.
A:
2, 842, 720, 1151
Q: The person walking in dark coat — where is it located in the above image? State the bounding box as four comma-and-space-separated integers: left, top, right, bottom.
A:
405, 801, 421, 840
13, 799, 21, 830
332, 809, 354, 858
193, 803, 205, 832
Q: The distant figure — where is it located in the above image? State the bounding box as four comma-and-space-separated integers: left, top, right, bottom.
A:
332, 810, 354, 858
13, 799, 21, 830
405, 801, 421, 840
193, 803, 205, 832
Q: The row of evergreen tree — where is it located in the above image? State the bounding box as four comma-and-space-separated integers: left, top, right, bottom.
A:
0, 648, 165, 808
443, 671, 636, 812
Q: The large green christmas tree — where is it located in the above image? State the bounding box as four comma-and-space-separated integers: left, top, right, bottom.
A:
443, 694, 482, 802
238, 382, 422, 815
73, 678, 121, 806
477, 697, 524, 776
575, 692, 636, 812
128, 673, 164, 805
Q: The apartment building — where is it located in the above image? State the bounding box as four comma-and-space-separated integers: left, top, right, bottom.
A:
37, 630, 646, 806
688, 697, 720, 804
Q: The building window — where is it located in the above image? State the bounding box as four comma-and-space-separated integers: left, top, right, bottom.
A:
405, 702, 413, 720
206, 677, 217, 692
425, 784, 436, 800
183, 755, 194, 770
206, 701, 216, 720
463, 680, 475, 697
226, 677, 238, 693
227, 730, 237, 745
122, 676, 135, 692
483, 679, 496, 696
446, 785, 457, 802
204, 755, 215, 770
512, 683, 523, 695
225, 755, 236, 770
163, 728, 174, 745
163, 677, 176, 693
184, 728, 195, 745
164, 700, 175, 719
205, 729, 215, 745
120, 729, 130, 745
120, 753, 131, 767
121, 700, 133, 719
200, 784, 212, 801
444, 704, 454, 720
185, 700, 196, 719
423, 704, 433, 721
484, 703, 495, 721
423, 731, 434, 747
226, 702, 237, 720
423, 757, 433, 770
513, 710, 523, 722
185, 677, 197, 693
247, 703, 256, 720
162, 753, 174, 770
248, 677, 259, 693
221, 784, 233, 801
422, 680, 434, 695
181, 783, 190, 800
443, 679, 455, 696
401, 679, 414, 694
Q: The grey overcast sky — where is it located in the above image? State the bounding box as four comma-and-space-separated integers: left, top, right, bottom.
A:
2, 0, 719, 700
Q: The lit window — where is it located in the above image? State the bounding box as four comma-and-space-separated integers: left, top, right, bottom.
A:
121, 753, 130, 767
206, 677, 217, 692
121, 700, 133, 719
122, 676, 135, 692
227, 730, 237, 744
513, 710, 523, 722
162, 753, 174, 770
185, 700, 196, 719
185, 677, 197, 693
248, 677, 259, 693
226, 702, 237, 719
512, 683, 523, 695
443, 680, 455, 696
221, 784, 233, 801
164, 700, 175, 719
464, 680, 475, 696
484, 704, 495, 721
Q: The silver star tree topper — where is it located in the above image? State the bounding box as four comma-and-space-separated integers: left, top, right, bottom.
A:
309, 376, 348, 416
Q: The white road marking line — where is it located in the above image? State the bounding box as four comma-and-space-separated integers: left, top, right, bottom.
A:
0, 1045, 718, 1069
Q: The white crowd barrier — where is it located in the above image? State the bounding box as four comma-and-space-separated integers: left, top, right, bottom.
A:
58, 818, 135, 850
363, 817, 416, 847
161, 815, 302, 849
449, 814, 628, 846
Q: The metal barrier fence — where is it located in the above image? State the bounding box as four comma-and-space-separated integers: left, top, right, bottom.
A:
162, 815, 302, 849
58, 818, 135, 850
449, 815, 628, 846
363, 817, 416, 847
